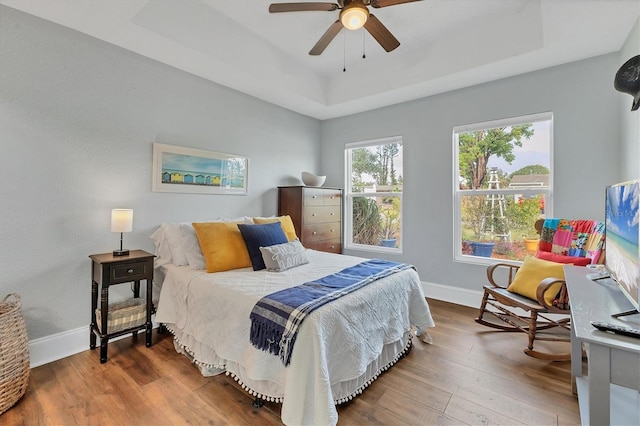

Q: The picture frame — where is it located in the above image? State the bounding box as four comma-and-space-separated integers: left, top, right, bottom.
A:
152, 143, 248, 195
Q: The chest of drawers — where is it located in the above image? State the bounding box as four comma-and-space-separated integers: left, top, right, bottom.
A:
278, 186, 342, 254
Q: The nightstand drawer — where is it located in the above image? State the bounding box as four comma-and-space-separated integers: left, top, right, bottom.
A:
111, 261, 151, 282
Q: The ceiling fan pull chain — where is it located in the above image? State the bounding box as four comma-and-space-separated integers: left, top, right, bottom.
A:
343, 32, 347, 72
362, 29, 366, 59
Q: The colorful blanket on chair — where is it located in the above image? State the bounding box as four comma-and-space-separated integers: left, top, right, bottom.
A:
249, 259, 413, 366
538, 218, 605, 263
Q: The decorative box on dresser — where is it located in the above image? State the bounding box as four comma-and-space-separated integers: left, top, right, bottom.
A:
278, 186, 342, 254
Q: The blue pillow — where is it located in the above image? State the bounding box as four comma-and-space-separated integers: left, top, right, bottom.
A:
238, 222, 289, 270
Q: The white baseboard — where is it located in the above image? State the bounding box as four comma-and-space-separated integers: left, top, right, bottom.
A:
28, 283, 481, 368
29, 326, 90, 368
421, 281, 483, 308
28, 325, 157, 368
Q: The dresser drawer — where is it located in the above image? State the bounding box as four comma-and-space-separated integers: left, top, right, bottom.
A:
305, 240, 341, 253
110, 261, 151, 283
323, 190, 341, 206
303, 206, 340, 224
303, 188, 325, 206
302, 223, 341, 242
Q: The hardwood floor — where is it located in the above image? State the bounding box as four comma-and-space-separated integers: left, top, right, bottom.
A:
2, 299, 580, 425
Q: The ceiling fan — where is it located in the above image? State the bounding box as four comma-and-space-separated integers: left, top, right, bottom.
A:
269, 0, 422, 55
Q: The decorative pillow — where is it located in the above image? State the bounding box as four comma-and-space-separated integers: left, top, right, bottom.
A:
507, 256, 567, 305
260, 240, 309, 272
174, 217, 253, 270
253, 215, 298, 242
238, 222, 289, 270
536, 251, 592, 266
192, 222, 251, 273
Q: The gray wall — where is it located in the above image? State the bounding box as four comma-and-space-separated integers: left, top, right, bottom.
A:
320, 53, 628, 292
0, 7, 320, 339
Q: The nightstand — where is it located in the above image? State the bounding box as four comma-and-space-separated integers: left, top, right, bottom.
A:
89, 249, 155, 363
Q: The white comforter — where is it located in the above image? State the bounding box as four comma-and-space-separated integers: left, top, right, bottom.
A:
155, 250, 434, 425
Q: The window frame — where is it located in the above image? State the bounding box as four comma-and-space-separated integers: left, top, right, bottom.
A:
453, 112, 554, 265
345, 136, 404, 254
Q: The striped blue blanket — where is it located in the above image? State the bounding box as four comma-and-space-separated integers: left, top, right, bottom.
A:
249, 259, 413, 366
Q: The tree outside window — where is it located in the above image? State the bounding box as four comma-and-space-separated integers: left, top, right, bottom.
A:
346, 137, 403, 252
455, 113, 552, 262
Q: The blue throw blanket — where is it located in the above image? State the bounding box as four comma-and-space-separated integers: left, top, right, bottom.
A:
249, 259, 413, 366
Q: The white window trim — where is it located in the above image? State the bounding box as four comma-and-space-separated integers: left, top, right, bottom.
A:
453, 112, 554, 265
345, 136, 403, 254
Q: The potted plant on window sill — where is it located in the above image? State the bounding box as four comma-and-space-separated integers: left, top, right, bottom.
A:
380, 204, 399, 248
522, 233, 540, 252
461, 195, 497, 257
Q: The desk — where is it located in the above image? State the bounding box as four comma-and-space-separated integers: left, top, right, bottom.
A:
565, 265, 640, 425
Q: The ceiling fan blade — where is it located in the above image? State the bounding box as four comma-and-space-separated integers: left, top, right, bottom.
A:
364, 14, 400, 52
370, 0, 422, 8
309, 20, 344, 55
269, 2, 339, 13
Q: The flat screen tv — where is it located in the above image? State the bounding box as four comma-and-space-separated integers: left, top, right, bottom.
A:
605, 179, 640, 317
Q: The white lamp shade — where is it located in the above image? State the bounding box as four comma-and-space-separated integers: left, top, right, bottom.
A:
341, 5, 368, 30
111, 209, 133, 233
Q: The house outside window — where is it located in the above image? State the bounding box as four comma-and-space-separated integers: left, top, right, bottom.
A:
345, 136, 403, 253
454, 113, 553, 263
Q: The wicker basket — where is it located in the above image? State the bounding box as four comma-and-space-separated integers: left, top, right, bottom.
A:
0, 293, 30, 415
96, 299, 146, 334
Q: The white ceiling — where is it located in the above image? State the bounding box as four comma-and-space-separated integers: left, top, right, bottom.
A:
2, 0, 639, 119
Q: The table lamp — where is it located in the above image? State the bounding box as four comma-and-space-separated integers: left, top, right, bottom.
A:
111, 209, 133, 256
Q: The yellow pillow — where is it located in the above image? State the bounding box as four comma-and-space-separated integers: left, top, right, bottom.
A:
507, 256, 567, 305
192, 222, 251, 273
253, 215, 298, 242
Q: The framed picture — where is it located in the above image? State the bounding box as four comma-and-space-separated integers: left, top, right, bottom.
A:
152, 143, 248, 195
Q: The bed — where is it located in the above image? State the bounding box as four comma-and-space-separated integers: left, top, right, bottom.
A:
151, 218, 435, 426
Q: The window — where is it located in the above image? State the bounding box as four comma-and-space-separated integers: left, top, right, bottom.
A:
345, 136, 403, 252
454, 113, 553, 263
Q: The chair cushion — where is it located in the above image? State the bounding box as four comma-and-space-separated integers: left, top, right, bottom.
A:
535, 251, 592, 266
507, 256, 566, 305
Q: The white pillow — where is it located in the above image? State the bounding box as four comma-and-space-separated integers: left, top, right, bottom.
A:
179, 223, 206, 270
161, 223, 189, 266
153, 218, 255, 268
150, 226, 173, 266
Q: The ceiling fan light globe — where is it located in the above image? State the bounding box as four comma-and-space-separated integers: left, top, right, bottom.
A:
340, 5, 369, 30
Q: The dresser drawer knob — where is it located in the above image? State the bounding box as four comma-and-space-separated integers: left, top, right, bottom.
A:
127, 268, 134, 274
312, 213, 317, 216
330, 212, 334, 216
312, 195, 318, 199
330, 229, 334, 232
312, 231, 317, 235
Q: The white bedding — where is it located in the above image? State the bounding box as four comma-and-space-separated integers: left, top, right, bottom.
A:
155, 249, 434, 426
